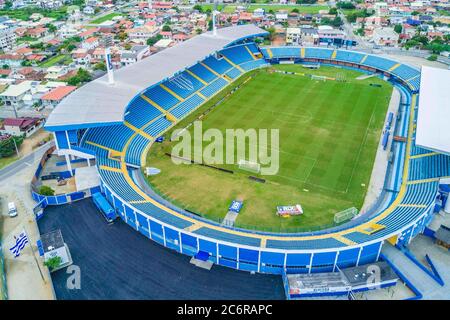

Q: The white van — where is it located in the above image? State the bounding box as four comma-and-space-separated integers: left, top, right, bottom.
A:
8, 202, 17, 218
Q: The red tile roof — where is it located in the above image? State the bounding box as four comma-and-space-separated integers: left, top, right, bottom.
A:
3, 117, 40, 129
41, 86, 77, 101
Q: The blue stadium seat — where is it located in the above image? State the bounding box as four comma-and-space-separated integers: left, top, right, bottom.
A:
200, 78, 228, 97
125, 96, 162, 128
240, 59, 268, 71
335, 50, 365, 64
203, 55, 233, 74
362, 55, 397, 71
142, 85, 180, 110
305, 48, 334, 59
391, 64, 420, 80
143, 117, 172, 137
125, 134, 151, 166
219, 44, 255, 65
188, 63, 217, 83
225, 67, 242, 79
170, 94, 204, 119
83, 124, 134, 152
163, 71, 205, 98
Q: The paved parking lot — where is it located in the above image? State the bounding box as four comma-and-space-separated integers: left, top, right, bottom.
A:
38, 199, 285, 300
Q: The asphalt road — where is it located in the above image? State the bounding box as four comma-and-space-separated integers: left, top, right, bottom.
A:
38, 199, 285, 300
0, 141, 54, 182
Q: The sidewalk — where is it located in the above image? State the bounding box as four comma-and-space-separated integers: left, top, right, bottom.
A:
0, 147, 55, 300
382, 242, 450, 299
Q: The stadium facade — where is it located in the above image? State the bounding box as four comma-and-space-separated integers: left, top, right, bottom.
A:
39, 25, 450, 275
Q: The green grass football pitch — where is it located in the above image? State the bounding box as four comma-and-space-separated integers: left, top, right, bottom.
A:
145, 65, 393, 232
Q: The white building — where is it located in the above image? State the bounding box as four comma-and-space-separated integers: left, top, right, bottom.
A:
372, 27, 399, 47
0, 24, 16, 51
286, 27, 301, 45
0, 80, 33, 109
45, 66, 68, 80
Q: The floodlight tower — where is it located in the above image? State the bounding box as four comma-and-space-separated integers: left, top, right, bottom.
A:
212, 0, 220, 36
212, 10, 220, 36
104, 47, 114, 85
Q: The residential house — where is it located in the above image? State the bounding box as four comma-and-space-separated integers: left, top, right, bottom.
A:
0, 117, 43, 137
120, 45, 150, 67
126, 25, 159, 42
286, 27, 301, 45
26, 27, 48, 39
372, 27, 399, 46
0, 80, 34, 109
13, 67, 46, 81
40, 85, 77, 108
0, 54, 24, 68
82, 36, 100, 50
45, 66, 68, 80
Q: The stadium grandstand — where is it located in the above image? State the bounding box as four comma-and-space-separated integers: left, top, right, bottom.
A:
39, 25, 450, 276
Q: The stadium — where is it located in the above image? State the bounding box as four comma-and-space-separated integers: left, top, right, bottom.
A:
39, 24, 449, 286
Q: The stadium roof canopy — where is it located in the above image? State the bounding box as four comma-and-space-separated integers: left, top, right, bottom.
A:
45, 24, 268, 131
416, 66, 450, 155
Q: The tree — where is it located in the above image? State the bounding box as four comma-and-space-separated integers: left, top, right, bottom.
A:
394, 24, 402, 34
329, 7, 338, 15
208, 19, 213, 31
291, 8, 299, 14
193, 4, 203, 13
2, 64, 9, 69
162, 24, 171, 32
39, 185, 55, 196
46, 23, 57, 33
44, 256, 62, 271
0, 135, 24, 158
337, 2, 355, 10
146, 34, 162, 46
117, 32, 127, 42
93, 62, 106, 71
427, 54, 438, 61
266, 26, 276, 41
67, 68, 91, 86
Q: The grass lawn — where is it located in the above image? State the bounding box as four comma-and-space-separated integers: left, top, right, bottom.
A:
200, 4, 328, 14
39, 54, 71, 68
90, 12, 122, 24
247, 4, 329, 13
145, 65, 392, 232
0, 155, 18, 170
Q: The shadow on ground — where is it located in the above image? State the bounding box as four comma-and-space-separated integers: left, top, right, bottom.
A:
38, 199, 285, 300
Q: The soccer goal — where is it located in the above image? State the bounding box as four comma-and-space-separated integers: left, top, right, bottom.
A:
334, 207, 358, 224
311, 75, 327, 81
238, 160, 261, 173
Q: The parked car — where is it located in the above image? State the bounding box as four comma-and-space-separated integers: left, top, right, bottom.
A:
8, 202, 18, 218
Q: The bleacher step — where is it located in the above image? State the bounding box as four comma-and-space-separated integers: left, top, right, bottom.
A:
190, 257, 214, 270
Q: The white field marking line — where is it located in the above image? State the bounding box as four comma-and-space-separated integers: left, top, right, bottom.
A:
242, 105, 313, 123
302, 158, 317, 186
243, 103, 369, 131
190, 139, 317, 162
344, 88, 386, 194
273, 172, 347, 193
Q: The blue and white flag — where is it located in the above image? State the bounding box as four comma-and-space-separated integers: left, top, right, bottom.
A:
9, 231, 29, 258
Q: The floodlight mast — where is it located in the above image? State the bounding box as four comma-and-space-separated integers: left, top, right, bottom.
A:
212, 1, 220, 37
105, 47, 114, 85
212, 10, 220, 36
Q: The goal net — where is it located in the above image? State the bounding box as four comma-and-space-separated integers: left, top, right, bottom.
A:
238, 160, 261, 173
311, 75, 327, 81
334, 207, 358, 224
